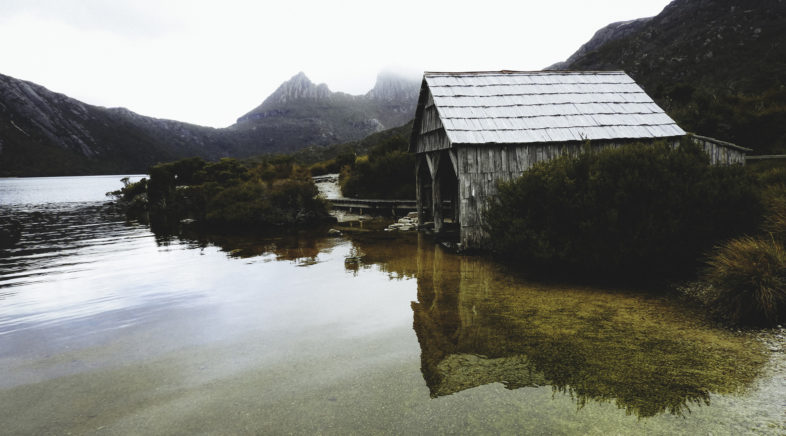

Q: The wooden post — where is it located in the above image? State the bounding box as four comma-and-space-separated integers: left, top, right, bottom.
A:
449, 149, 460, 226
433, 172, 442, 233
427, 152, 443, 234
453, 190, 460, 223
415, 157, 423, 227
449, 149, 458, 175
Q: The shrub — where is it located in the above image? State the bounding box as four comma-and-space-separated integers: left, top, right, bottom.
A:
110, 176, 148, 202
485, 141, 762, 279
116, 157, 330, 231
340, 135, 414, 199
704, 236, 786, 327
205, 181, 273, 227
309, 160, 336, 176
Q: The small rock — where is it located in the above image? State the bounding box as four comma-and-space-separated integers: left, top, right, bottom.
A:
327, 228, 342, 236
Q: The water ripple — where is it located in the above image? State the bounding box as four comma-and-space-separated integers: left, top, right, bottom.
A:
0, 201, 179, 332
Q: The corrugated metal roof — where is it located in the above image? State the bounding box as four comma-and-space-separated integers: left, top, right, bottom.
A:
420, 71, 685, 145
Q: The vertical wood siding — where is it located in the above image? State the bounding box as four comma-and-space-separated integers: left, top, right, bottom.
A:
691, 136, 747, 165
414, 89, 452, 154
456, 143, 584, 249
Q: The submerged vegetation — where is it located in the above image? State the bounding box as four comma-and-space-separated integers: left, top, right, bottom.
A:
343, 234, 769, 419
112, 156, 332, 232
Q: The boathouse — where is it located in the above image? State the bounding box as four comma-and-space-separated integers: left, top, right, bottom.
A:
409, 71, 750, 249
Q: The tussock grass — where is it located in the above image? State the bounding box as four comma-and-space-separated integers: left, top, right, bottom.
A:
705, 236, 786, 327
762, 184, 786, 242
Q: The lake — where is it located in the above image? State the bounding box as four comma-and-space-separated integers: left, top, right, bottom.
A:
0, 175, 784, 435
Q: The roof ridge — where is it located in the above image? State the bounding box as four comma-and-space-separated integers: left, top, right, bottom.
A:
424, 70, 627, 76
439, 113, 663, 119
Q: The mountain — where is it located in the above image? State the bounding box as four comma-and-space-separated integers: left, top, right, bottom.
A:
0, 73, 240, 176
548, 0, 786, 154
230, 71, 419, 153
548, 17, 653, 70
0, 71, 419, 176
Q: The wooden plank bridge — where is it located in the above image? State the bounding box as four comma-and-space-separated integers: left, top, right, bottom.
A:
329, 198, 451, 217
313, 174, 449, 217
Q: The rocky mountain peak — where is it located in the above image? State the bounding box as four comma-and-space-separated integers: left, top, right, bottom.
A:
236, 70, 420, 130
366, 72, 421, 102
261, 72, 332, 107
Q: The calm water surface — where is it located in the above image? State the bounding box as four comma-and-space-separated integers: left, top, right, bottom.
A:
0, 176, 784, 435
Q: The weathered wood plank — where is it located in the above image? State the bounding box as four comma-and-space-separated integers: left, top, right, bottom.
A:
415, 129, 451, 153
458, 147, 469, 175
425, 152, 442, 179
449, 149, 458, 176
433, 165, 443, 233
415, 157, 423, 226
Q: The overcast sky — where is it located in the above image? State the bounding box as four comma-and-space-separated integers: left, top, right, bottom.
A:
0, 0, 673, 127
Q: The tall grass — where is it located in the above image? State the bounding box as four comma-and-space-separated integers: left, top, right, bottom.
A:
704, 236, 786, 327
762, 184, 786, 242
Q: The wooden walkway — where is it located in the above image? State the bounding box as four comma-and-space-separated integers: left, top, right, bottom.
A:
329, 198, 451, 216
314, 174, 449, 217
329, 198, 417, 215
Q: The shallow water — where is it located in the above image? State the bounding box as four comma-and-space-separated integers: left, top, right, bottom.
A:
0, 176, 784, 435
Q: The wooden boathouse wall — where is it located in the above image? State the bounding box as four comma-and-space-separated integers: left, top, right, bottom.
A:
691, 134, 750, 165
454, 142, 626, 249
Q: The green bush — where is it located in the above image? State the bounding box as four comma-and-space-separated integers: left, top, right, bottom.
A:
110, 176, 148, 202
308, 150, 358, 176
116, 157, 330, 231
485, 141, 762, 279
309, 160, 337, 176
340, 135, 415, 199
704, 236, 786, 327
205, 181, 270, 227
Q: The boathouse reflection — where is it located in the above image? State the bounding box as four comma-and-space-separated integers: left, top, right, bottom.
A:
356, 234, 767, 418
